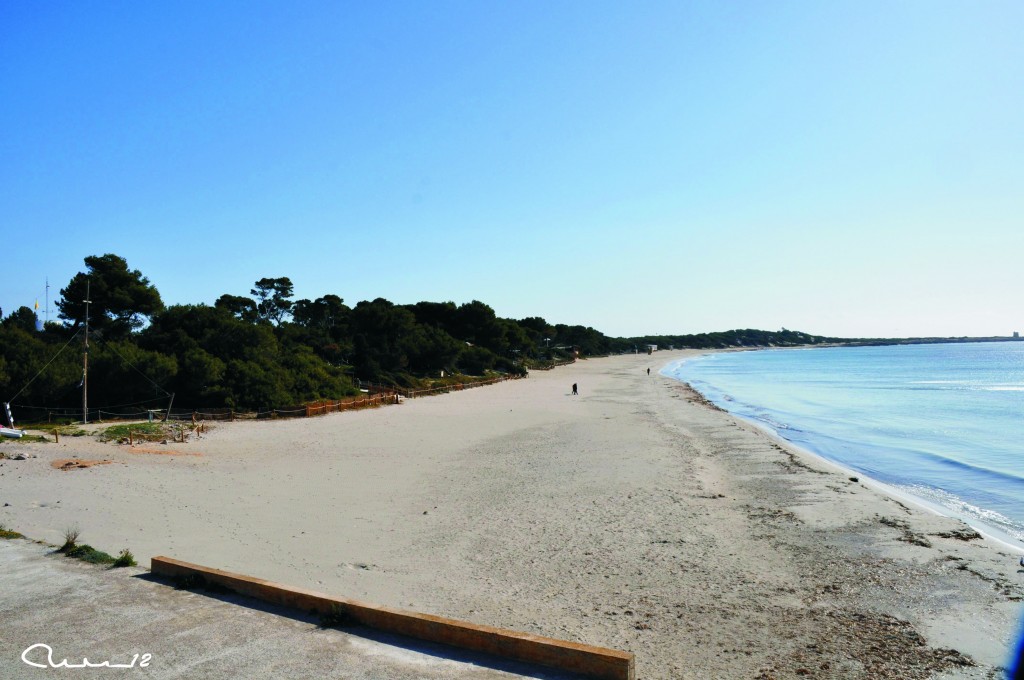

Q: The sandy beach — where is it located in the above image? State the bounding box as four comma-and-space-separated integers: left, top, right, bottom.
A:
1, 350, 1020, 678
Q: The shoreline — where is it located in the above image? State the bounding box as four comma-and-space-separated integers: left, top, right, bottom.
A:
664, 347, 1024, 555
1, 350, 1020, 677
746, 406, 1024, 554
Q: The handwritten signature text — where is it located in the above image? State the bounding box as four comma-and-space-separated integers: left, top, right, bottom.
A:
22, 643, 152, 669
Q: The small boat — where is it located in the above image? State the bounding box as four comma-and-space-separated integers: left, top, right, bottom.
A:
3, 402, 25, 438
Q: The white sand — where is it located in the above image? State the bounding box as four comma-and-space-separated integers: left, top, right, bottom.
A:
1, 351, 1020, 678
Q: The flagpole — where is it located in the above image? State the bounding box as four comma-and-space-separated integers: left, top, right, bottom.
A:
82, 281, 91, 425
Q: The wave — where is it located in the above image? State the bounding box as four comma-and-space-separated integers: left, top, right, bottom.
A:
904, 446, 1024, 487
895, 484, 1024, 542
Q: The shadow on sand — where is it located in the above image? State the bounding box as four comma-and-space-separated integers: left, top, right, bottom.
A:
135, 571, 584, 679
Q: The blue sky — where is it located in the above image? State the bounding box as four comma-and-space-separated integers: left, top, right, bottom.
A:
2, 1, 1021, 338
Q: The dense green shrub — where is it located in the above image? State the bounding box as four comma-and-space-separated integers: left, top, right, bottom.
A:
0, 253, 851, 413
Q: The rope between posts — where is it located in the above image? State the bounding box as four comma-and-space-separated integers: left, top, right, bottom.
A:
5, 329, 82, 403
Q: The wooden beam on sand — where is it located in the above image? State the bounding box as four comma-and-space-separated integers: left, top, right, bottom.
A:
151, 555, 634, 680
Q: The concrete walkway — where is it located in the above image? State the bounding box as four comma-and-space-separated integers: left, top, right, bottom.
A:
0, 539, 571, 679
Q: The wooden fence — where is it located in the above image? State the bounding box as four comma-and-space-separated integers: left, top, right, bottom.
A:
20, 374, 527, 427
160, 375, 524, 422
526, 358, 577, 371
400, 375, 520, 398
300, 393, 399, 417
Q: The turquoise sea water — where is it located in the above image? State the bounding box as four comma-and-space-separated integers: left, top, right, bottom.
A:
664, 342, 1024, 545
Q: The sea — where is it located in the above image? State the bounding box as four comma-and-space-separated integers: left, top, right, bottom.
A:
663, 341, 1024, 547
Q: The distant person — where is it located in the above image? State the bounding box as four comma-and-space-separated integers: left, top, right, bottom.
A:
647, 367, 650, 376
572, 383, 578, 396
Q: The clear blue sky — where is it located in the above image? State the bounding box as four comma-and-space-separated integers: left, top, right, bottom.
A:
2, 1, 1021, 338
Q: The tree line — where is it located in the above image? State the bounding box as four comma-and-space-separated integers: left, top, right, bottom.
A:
0, 254, 840, 414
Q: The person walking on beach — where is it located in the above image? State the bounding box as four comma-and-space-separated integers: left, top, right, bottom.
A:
647, 367, 650, 376
572, 383, 578, 396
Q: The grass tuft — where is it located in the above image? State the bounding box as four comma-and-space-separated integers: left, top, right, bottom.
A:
64, 544, 116, 564
319, 604, 357, 628
0, 523, 25, 540
34, 423, 88, 437
55, 526, 130, 567
59, 525, 81, 552
99, 422, 171, 442
112, 548, 137, 567
0, 434, 48, 444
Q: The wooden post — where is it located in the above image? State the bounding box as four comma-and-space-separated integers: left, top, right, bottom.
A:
54, 429, 59, 444
129, 428, 133, 446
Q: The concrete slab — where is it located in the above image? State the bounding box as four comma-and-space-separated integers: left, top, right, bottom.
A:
0, 539, 578, 679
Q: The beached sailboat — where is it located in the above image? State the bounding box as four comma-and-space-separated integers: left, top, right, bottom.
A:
2, 403, 25, 437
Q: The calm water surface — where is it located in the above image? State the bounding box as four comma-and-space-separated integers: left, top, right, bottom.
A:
664, 342, 1024, 544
